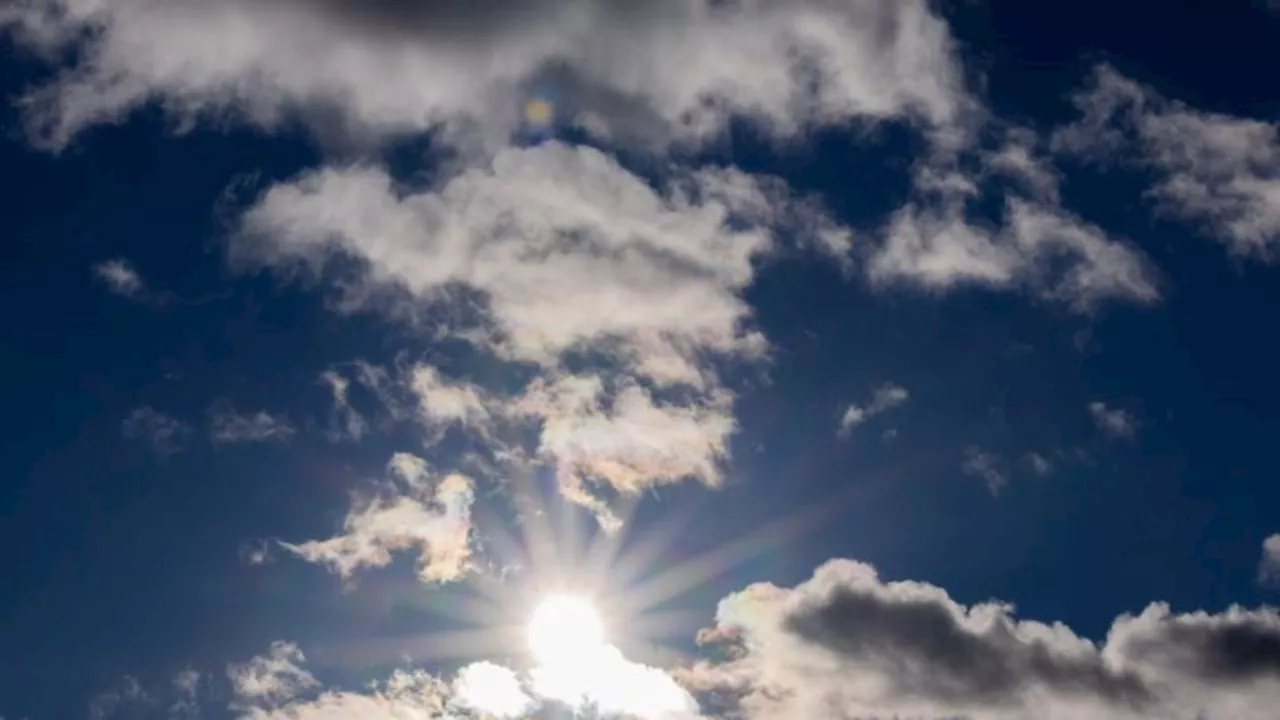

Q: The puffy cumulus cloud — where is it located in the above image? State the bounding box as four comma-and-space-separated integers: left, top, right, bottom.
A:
281, 453, 475, 583
838, 382, 908, 435
452, 661, 532, 718
868, 127, 1160, 311
208, 404, 296, 443
1055, 64, 1280, 260
93, 258, 145, 298
1089, 400, 1138, 440
2, 0, 968, 150
680, 558, 1280, 720
228, 641, 318, 710
121, 406, 192, 458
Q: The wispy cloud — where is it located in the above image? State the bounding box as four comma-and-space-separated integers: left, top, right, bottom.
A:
1089, 400, 1138, 439
121, 406, 191, 458
93, 258, 145, 298
1056, 64, 1280, 262
839, 383, 910, 436
208, 405, 295, 444
963, 445, 1007, 495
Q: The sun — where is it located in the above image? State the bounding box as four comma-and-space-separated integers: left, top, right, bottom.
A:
527, 594, 605, 668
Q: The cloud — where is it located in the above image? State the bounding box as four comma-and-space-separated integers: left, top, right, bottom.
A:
121, 406, 192, 457
963, 445, 1007, 495
1055, 65, 1280, 261
88, 676, 149, 720
208, 405, 296, 444
228, 635, 697, 720
1259, 534, 1280, 589
867, 129, 1160, 311
234, 142, 848, 523
681, 558, 1280, 720
838, 382, 909, 435
93, 258, 145, 297
318, 370, 369, 442
1026, 452, 1053, 476
228, 641, 318, 710
170, 668, 201, 718
2, 0, 968, 151
1089, 401, 1138, 440
281, 453, 475, 583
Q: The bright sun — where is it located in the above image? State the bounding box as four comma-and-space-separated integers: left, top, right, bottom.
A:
527, 594, 605, 668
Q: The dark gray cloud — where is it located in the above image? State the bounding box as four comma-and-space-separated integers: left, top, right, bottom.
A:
787, 585, 1153, 709
681, 560, 1280, 720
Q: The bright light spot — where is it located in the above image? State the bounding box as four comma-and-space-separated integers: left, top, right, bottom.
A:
525, 595, 698, 718
528, 594, 605, 668
453, 661, 531, 718
524, 98, 554, 126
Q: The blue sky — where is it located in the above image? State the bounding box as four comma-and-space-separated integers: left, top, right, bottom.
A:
3, 1, 1280, 719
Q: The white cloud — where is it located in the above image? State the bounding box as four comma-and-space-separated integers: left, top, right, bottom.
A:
229, 638, 697, 720
208, 405, 295, 444
868, 130, 1160, 311
452, 662, 532, 718
963, 445, 1007, 495
1089, 401, 1138, 440
1055, 65, 1280, 260
228, 641, 318, 710
2, 0, 968, 151
1259, 534, 1280, 588
234, 143, 847, 523
681, 558, 1280, 720
839, 382, 909, 435
281, 454, 475, 583
93, 258, 145, 297
121, 406, 191, 457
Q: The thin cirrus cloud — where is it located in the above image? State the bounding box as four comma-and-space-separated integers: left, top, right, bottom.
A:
1259, 534, 1280, 588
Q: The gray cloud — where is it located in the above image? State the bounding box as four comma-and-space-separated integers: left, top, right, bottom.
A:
681, 559, 1280, 720
208, 405, 296, 444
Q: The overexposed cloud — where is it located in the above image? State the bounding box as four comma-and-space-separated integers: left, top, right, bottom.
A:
681, 558, 1280, 720
121, 406, 191, 457
2, 0, 968, 151
1056, 65, 1280, 261
208, 405, 295, 444
1089, 401, 1138, 439
281, 453, 475, 583
93, 258, 145, 298
839, 382, 909, 436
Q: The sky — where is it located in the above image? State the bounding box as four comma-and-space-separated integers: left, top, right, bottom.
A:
3, 0, 1280, 718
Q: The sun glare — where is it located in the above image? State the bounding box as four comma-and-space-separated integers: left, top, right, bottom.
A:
528, 594, 605, 668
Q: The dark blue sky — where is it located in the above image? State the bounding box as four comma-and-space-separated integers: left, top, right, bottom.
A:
3, 2, 1280, 719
